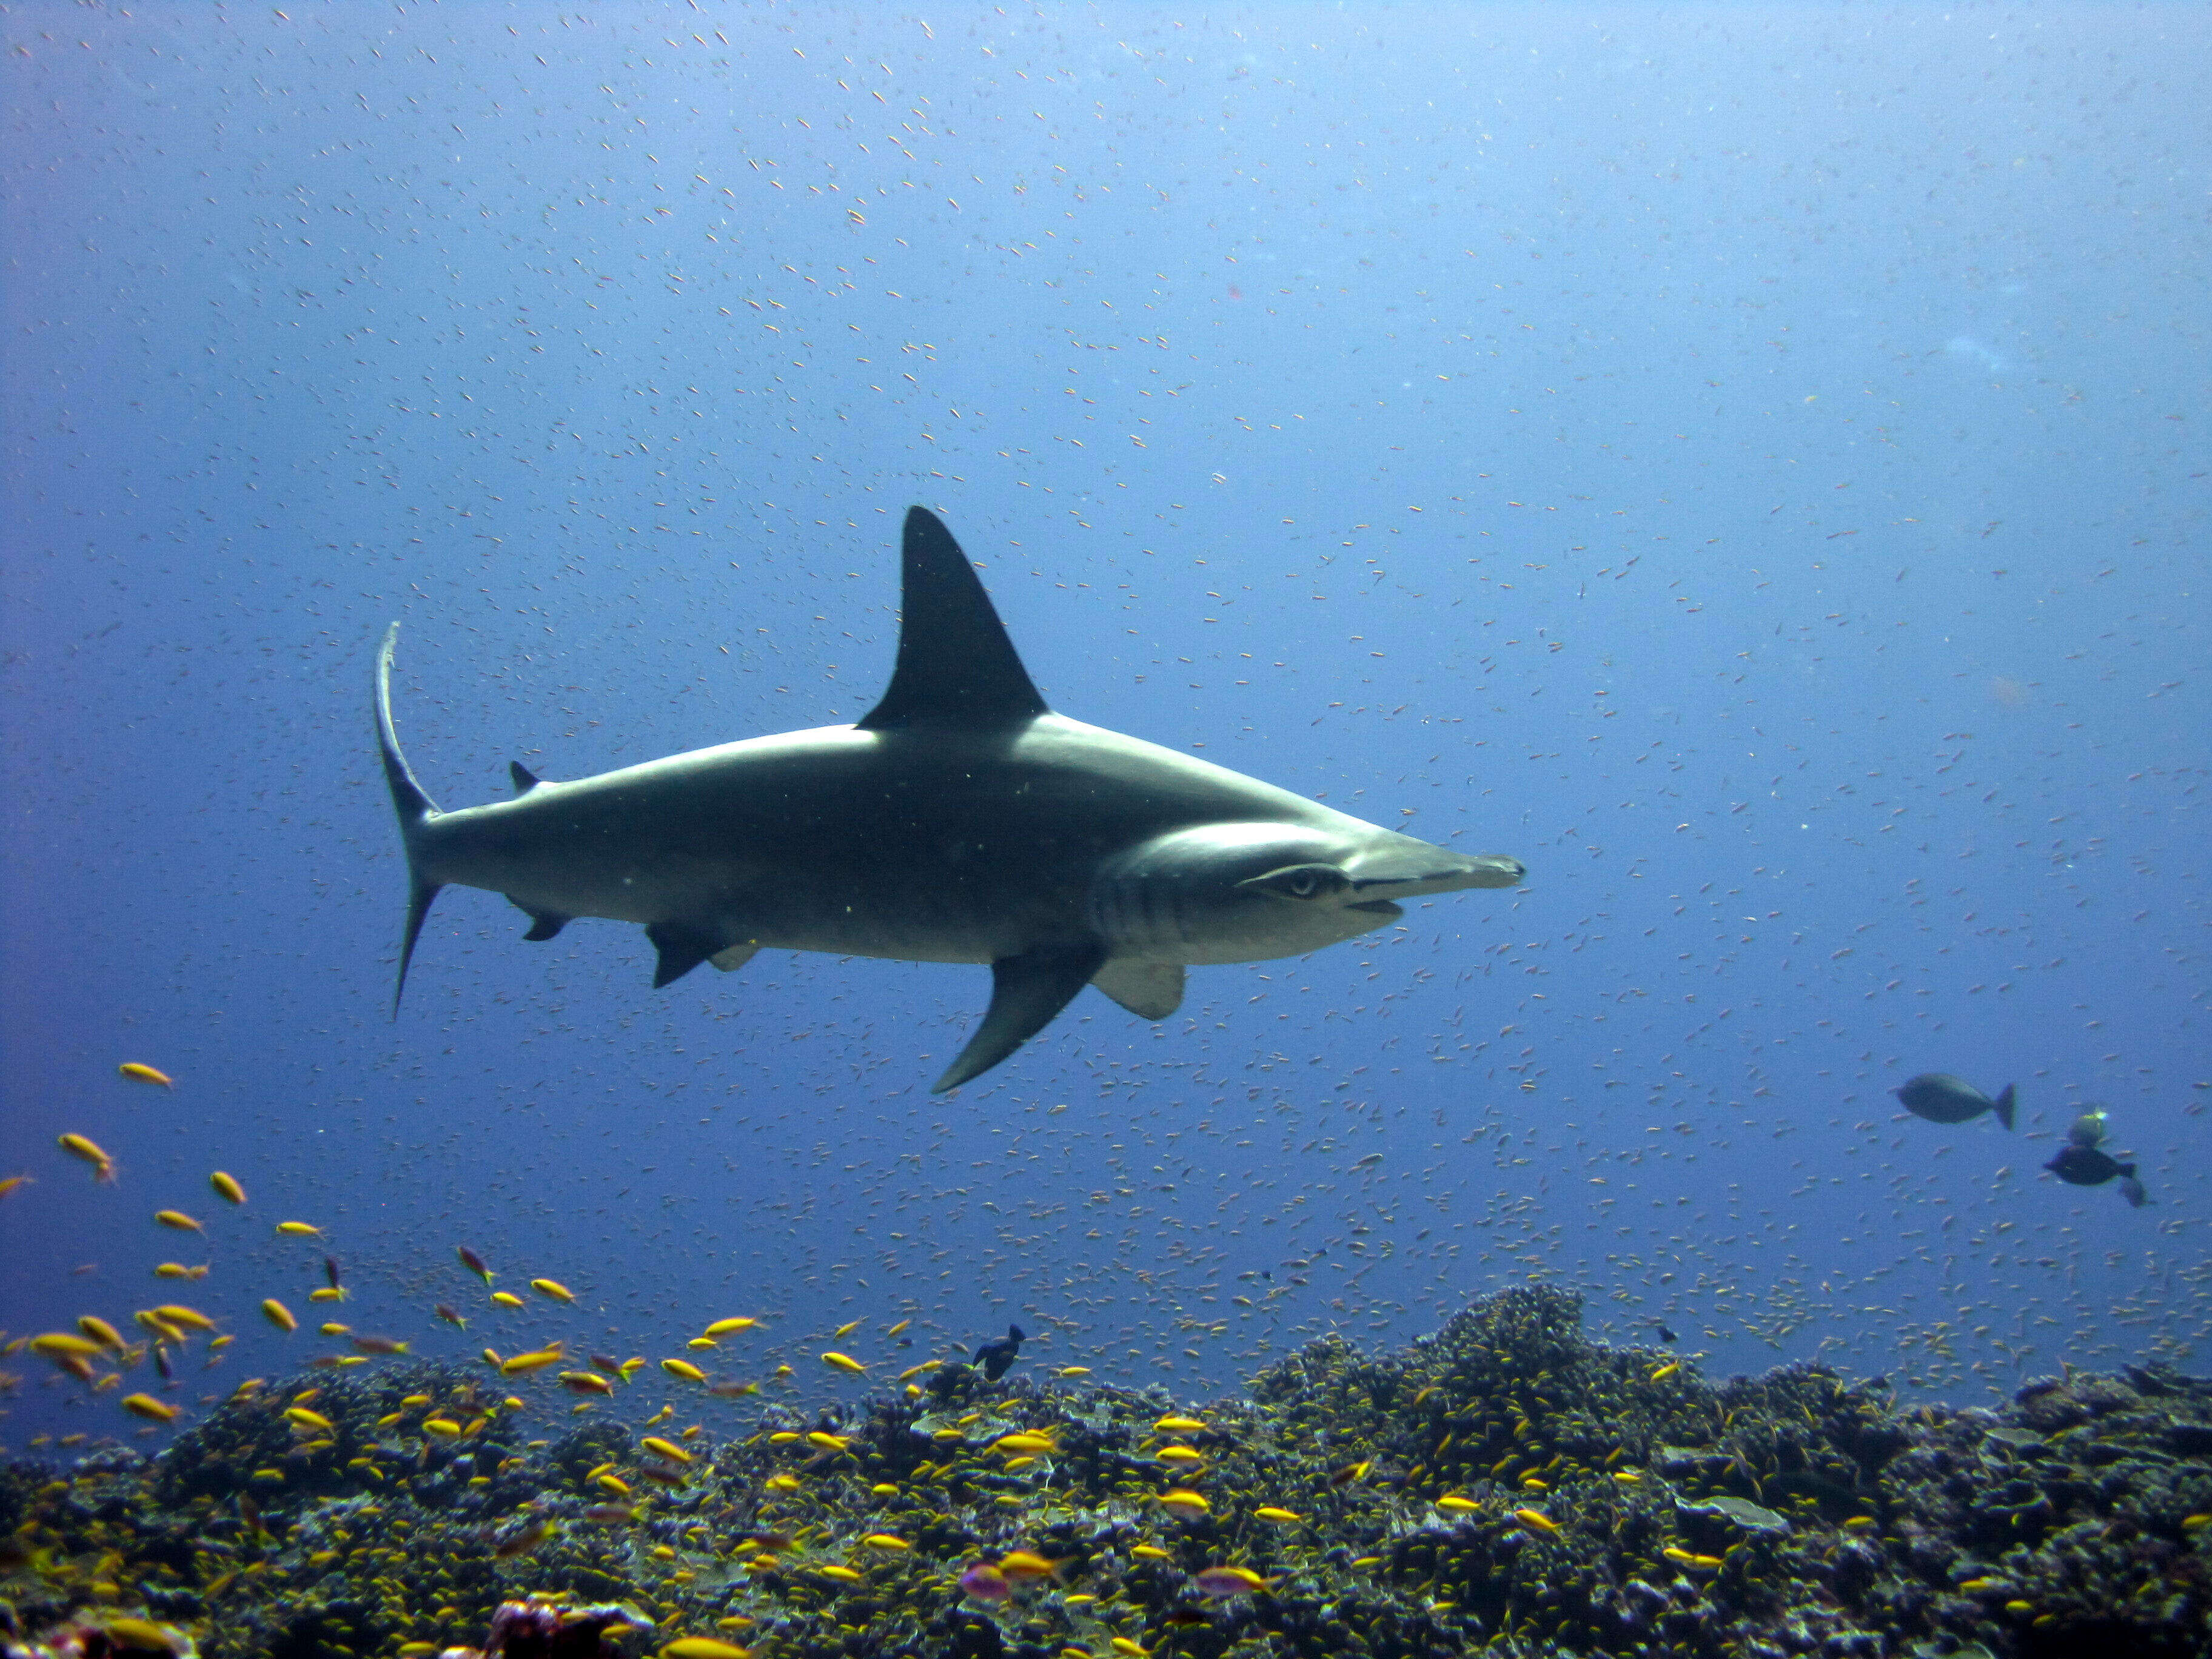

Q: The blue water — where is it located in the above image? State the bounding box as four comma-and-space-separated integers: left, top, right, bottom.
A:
3, 5, 2206, 1453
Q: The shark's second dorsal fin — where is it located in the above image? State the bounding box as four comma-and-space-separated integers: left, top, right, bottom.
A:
856, 507, 1050, 731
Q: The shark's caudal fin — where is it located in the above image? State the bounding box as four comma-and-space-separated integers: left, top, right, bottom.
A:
375, 625, 444, 1016
856, 507, 1051, 731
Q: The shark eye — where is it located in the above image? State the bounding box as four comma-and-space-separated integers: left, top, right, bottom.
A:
1241, 863, 1350, 901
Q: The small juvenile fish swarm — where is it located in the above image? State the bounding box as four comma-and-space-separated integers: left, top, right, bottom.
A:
1, 1286, 2207, 1658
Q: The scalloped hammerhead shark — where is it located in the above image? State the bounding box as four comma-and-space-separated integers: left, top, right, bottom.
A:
377, 508, 1524, 1091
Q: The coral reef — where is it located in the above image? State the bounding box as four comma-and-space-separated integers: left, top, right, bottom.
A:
2, 1287, 2207, 1657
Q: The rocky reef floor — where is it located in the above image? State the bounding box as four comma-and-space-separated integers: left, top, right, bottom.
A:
4, 1287, 2208, 1658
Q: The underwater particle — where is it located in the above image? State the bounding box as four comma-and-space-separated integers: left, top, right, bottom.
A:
492, 1290, 526, 1309
821, 1351, 867, 1374
261, 1299, 298, 1332
1894, 1073, 2015, 1128
532, 1277, 577, 1302
155, 1210, 202, 1232
974, 1322, 1026, 1379
661, 1358, 708, 1383
121, 1393, 181, 1423
276, 1221, 321, 1236
641, 1435, 692, 1463
703, 1316, 759, 1336
119, 1062, 175, 1088
1195, 1565, 1269, 1597
209, 1171, 246, 1204
59, 1133, 117, 1181
662, 1643, 753, 1659
1254, 1506, 1304, 1524
459, 1244, 495, 1282
1512, 1507, 1561, 1533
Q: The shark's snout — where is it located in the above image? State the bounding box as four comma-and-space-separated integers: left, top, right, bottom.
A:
1347, 844, 1526, 902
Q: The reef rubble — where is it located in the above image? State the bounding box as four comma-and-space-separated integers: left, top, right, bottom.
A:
2, 1286, 2207, 1658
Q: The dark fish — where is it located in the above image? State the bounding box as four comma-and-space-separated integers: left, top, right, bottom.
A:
350, 1335, 409, 1355
973, 1323, 1027, 1381
458, 1245, 494, 1284
1894, 1073, 2015, 1129
323, 1256, 343, 1290
434, 1304, 468, 1330
2044, 1143, 2137, 1191
580, 1503, 634, 1524
152, 1342, 174, 1382
1652, 1322, 1678, 1344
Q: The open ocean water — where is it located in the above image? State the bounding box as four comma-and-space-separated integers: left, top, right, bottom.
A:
1, 7, 2207, 1657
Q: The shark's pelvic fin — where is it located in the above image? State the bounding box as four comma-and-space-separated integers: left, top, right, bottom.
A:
509, 760, 543, 794
856, 507, 1050, 732
376, 623, 444, 1017
934, 939, 1107, 1093
1090, 960, 1186, 1021
646, 920, 729, 989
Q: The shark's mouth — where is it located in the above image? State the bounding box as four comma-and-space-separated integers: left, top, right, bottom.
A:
1347, 898, 1404, 917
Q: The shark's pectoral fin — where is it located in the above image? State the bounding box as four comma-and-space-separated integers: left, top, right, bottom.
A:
934, 939, 1107, 1093
709, 943, 759, 973
1090, 960, 1186, 1021
646, 920, 729, 989
520, 913, 569, 943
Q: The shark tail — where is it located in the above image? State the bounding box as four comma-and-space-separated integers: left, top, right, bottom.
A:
376, 624, 444, 1016
1992, 1082, 2016, 1131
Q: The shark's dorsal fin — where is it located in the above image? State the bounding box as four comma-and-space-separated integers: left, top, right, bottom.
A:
856, 507, 1050, 731
509, 761, 542, 794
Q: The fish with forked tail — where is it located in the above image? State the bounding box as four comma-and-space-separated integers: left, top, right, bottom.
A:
2044, 1108, 2148, 1207
1894, 1073, 2015, 1129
